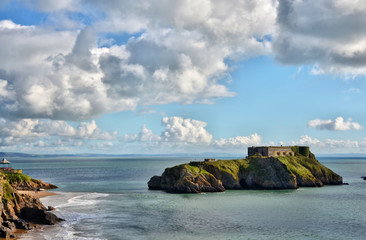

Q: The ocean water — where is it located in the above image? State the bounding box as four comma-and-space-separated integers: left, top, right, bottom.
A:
7, 157, 366, 240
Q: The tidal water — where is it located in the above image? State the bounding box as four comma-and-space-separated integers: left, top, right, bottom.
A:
8, 156, 366, 240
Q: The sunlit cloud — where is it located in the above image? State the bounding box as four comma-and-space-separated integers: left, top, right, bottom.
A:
307, 117, 362, 131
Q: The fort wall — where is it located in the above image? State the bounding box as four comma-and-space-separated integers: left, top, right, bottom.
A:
248, 146, 295, 157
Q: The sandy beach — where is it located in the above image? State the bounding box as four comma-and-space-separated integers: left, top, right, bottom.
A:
17, 190, 59, 199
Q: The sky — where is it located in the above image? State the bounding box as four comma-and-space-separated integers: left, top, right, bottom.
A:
1, 0, 366, 155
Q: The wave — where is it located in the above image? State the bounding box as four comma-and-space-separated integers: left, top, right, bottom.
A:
55, 192, 110, 209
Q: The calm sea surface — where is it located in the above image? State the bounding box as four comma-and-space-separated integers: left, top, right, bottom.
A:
7, 157, 366, 240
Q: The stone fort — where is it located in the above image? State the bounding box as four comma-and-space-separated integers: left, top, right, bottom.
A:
248, 146, 310, 158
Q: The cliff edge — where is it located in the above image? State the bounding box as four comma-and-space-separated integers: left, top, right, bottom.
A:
0, 172, 62, 238
148, 153, 343, 193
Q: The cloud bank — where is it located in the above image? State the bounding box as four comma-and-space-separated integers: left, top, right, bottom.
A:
273, 0, 366, 77
124, 116, 261, 151
0, 118, 117, 151
291, 135, 365, 153
0, 115, 365, 154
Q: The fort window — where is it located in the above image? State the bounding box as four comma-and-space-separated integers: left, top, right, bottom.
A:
282, 152, 286, 156
277, 152, 280, 156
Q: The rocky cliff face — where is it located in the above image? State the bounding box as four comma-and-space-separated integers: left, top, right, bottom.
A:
0, 172, 62, 238
148, 164, 225, 193
148, 154, 343, 193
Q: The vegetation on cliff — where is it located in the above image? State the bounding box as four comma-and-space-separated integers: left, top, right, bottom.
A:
0, 171, 62, 238
148, 153, 343, 193
2, 172, 57, 190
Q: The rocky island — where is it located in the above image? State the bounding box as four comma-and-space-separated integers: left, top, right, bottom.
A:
148, 146, 343, 193
0, 170, 62, 238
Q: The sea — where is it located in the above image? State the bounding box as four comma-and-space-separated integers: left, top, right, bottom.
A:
6, 156, 366, 240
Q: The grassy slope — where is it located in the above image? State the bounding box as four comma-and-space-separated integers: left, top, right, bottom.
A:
163, 164, 216, 181
182, 164, 216, 178
188, 154, 340, 187
1, 181, 16, 201
1, 172, 37, 201
277, 156, 317, 182
202, 157, 286, 179
205, 159, 245, 181
2, 172, 32, 184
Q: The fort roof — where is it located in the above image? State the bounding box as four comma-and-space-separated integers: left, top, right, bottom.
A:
250, 146, 293, 148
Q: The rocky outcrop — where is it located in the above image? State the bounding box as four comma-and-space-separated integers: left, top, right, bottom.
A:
0, 172, 62, 238
237, 157, 298, 189
47, 206, 56, 211
12, 179, 57, 191
2, 172, 57, 191
148, 164, 224, 193
148, 154, 343, 193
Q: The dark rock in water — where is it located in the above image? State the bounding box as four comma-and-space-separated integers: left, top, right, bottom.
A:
20, 207, 63, 225
343, 183, 349, 185
147, 176, 161, 190
361, 176, 366, 180
2, 221, 16, 231
0, 226, 13, 238
148, 153, 343, 193
47, 206, 56, 211
10, 219, 32, 230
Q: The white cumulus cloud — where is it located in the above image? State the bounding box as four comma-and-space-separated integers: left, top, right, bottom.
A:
124, 124, 160, 143
0, 0, 277, 121
291, 135, 321, 146
307, 117, 362, 131
160, 117, 213, 145
213, 134, 262, 149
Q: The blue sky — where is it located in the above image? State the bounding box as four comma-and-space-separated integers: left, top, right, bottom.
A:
0, 0, 366, 155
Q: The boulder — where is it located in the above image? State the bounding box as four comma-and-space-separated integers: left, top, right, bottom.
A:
47, 206, 56, 211
10, 219, 32, 230
20, 207, 63, 225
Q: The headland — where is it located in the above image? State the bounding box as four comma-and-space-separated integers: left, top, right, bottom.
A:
0, 167, 62, 238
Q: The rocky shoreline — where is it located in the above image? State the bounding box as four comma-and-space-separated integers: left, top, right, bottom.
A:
148, 153, 343, 193
0, 172, 62, 238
